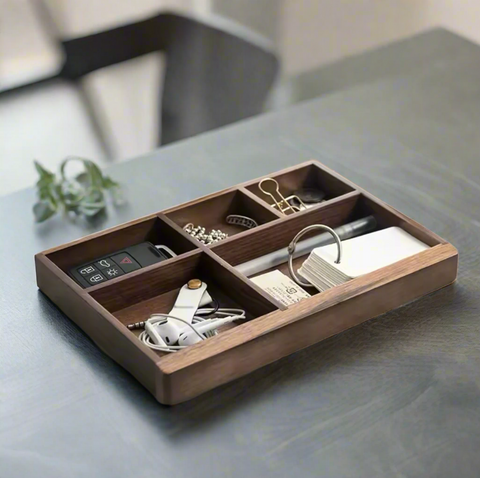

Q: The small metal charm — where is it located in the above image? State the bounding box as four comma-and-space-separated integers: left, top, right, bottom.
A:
226, 215, 258, 229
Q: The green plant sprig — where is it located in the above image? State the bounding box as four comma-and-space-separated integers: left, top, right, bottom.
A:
33, 157, 125, 223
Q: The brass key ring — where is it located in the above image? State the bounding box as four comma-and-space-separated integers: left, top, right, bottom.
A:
287, 224, 342, 287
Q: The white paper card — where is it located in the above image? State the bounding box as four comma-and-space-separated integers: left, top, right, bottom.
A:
251, 270, 311, 306
297, 227, 430, 292
312, 227, 429, 278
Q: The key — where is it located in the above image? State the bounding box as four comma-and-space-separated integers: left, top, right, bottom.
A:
69, 242, 176, 288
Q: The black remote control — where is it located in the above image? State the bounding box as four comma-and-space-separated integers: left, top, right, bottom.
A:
69, 242, 175, 288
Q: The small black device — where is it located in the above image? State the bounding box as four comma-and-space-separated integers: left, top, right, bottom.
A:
69, 242, 176, 288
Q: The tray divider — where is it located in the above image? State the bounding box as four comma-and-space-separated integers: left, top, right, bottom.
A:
201, 247, 287, 312
157, 213, 211, 251
86, 248, 202, 296
211, 190, 361, 266
260, 189, 361, 225
239, 186, 284, 219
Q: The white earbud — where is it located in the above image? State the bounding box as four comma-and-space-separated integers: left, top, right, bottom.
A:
154, 283, 212, 344
145, 321, 167, 346
154, 320, 187, 345
177, 318, 234, 346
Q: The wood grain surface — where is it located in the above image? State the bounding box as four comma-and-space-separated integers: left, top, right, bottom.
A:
160, 243, 458, 374
162, 246, 458, 403
2, 28, 480, 478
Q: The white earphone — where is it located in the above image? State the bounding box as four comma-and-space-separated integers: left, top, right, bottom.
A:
138, 280, 246, 353
155, 281, 210, 345
178, 312, 245, 346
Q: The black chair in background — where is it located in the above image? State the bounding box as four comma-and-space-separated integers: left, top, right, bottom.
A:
1, 11, 279, 156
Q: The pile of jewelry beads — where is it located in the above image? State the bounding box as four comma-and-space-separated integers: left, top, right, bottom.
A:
183, 223, 229, 245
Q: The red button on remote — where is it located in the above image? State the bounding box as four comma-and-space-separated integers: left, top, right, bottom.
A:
111, 253, 140, 273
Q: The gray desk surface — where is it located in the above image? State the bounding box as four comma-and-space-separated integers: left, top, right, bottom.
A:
270, 27, 480, 108
1, 33, 480, 478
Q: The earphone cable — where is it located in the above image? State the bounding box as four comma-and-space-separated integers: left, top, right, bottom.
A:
139, 308, 246, 353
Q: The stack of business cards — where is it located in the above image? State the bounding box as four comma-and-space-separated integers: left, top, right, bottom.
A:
298, 227, 429, 292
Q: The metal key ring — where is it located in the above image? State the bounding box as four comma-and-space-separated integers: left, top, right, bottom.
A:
287, 224, 342, 287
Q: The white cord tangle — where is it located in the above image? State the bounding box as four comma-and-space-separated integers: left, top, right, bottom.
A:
139, 308, 246, 353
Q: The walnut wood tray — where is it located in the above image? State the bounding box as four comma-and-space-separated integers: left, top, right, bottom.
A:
35, 161, 458, 405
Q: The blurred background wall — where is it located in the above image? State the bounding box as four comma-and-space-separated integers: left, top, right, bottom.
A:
216, 0, 480, 74
1, 0, 480, 195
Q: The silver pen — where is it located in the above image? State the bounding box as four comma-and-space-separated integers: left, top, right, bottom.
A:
235, 216, 377, 277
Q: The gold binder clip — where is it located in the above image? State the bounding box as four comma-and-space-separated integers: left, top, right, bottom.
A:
258, 178, 307, 215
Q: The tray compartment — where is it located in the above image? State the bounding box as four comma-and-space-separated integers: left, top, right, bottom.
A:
245, 162, 355, 213
213, 193, 361, 293
89, 251, 280, 341
165, 189, 279, 240
213, 192, 440, 299
46, 215, 197, 273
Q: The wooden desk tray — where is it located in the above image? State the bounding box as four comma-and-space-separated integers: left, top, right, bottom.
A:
35, 161, 458, 405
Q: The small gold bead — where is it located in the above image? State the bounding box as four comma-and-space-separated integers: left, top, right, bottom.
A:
188, 279, 202, 289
